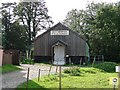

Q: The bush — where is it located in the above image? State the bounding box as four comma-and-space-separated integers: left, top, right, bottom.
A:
21, 58, 34, 64
63, 67, 80, 76
80, 68, 104, 74
93, 62, 118, 72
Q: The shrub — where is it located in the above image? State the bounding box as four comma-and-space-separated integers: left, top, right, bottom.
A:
80, 68, 104, 74
63, 67, 80, 76
21, 58, 34, 64
93, 62, 118, 72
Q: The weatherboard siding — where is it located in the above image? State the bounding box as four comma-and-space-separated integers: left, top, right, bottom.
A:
34, 23, 89, 64
34, 28, 86, 56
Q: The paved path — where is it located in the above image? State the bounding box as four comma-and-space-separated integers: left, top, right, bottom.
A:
2, 64, 69, 89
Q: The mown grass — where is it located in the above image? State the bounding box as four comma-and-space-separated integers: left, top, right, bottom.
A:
17, 67, 117, 89
0, 64, 22, 73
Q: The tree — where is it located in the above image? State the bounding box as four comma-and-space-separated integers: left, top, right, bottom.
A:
0, 2, 17, 49
63, 2, 120, 62
63, 3, 105, 50
93, 3, 120, 62
14, 1, 53, 58
6, 21, 28, 51
0, 18, 2, 46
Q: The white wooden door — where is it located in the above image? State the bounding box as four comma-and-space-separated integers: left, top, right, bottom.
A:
53, 45, 65, 65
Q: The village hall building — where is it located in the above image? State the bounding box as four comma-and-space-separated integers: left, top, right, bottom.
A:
34, 23, 89, 65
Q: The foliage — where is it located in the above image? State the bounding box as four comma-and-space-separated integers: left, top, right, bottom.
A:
0, 3, 18, 49
4, 22, 28, 51
0, 64, 22, 73
63, 2, 120, 62
80, 67, 104, 74
21, 58, 34, 64
93, 62, 118, 72
14, 1, 53, 58
63, 67, 81, 76
17, 67, 117, 89
0, 1, 53, 57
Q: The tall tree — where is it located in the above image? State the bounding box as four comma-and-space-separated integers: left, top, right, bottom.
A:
63, 2, 120, 62
63, 3, 104, 49
0, 18, 2, 46
0, 2, 17, 49
94, 3, 120, 62
14, 1, 53, 58
6, 21, 28, 51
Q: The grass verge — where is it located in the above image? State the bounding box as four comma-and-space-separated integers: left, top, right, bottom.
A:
0, 64, 22, 73
17, 67, 117, 89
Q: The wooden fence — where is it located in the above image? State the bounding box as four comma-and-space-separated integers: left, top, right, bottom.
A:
0, 49, 3, 66
0, 49, 20, 66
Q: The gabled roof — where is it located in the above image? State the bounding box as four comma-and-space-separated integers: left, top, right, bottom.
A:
52, 40, 68, 47
34, 22, 86, 41
49, 22, 71, 30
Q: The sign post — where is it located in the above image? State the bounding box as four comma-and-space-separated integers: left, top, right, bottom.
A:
116, 65, 120, 90
112, 78, 117, 90
119, 72, 120, 90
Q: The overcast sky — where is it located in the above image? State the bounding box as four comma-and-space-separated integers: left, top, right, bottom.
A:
45, 0, 120, 24
0, 0, 120, 24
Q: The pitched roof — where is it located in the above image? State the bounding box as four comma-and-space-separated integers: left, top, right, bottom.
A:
34, 22, 86, 41
49, 22, 71, 30
52, 40, 68, 47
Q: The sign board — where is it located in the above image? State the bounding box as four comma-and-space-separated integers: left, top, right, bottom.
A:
116, 66, 120, 72
109, 77, 118, 85
50, 30, 69, 35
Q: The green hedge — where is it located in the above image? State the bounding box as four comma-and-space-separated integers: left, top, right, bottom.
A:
93, 62, 118, 72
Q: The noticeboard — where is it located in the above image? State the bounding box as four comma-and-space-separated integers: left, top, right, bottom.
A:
50, 30, 69, 35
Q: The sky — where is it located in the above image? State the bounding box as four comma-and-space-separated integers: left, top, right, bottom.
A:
0, 0, 120, 24
45, 0, 120, 24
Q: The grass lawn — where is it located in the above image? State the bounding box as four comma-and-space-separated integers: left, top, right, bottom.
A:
17, 67, 118, 89
0, 64, 22, 73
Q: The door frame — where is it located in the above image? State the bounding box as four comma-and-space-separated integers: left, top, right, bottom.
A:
51, 40, 67, 65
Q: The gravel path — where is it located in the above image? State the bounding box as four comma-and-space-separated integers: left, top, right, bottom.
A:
2, 64, 69, 89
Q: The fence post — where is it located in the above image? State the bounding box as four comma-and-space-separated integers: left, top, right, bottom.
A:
26, 68, 30, 90
48, 66, 52, 76
92, 56, 96, 67
38, 69, 41, 82
59, 66, 61, 90
56, 66, 58, 73
56, 61, 58, 73
69, 58, 71, 64
80, 58, 82, 67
